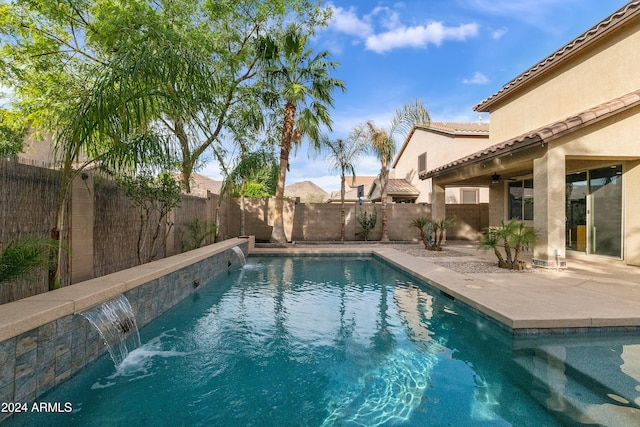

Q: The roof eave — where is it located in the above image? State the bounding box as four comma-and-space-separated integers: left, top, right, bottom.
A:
474, 1, 640, 112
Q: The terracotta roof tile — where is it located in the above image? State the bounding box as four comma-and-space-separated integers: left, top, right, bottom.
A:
475, 1, 640, 112
424, 122, 490, 135
421, 89, 640, 180
385, 179, 419, 195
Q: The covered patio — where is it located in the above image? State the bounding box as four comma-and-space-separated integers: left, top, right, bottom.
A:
421, 90, 640, 268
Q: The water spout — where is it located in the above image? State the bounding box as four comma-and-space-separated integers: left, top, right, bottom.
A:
80, 295, 141, 366
231, 246, 246, 267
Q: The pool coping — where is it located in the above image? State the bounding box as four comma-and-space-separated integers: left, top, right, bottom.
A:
250, 246, 640, 334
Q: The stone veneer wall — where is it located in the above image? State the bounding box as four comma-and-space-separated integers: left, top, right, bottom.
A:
0, 238, 249, 421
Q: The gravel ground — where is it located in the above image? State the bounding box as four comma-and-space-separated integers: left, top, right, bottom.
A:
284, 241, 536, 274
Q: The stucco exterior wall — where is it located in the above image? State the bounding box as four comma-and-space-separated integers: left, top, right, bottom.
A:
393, 128, 491, 203
487, 20, 640, 144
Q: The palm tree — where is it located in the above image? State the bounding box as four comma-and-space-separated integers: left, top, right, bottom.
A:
318, 129, 367, 241
364, 100, 430, 241
479, 228, 507, 267
508, 220, 537, 268
258, 24, 345, 244
410, 217, 430, 249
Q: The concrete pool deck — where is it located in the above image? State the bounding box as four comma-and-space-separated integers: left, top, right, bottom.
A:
251, 242, 640, 333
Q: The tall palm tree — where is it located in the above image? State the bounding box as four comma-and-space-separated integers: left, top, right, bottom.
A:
258, 24, 345, 244
364, 100, 430, 241
318, 128, 367, 241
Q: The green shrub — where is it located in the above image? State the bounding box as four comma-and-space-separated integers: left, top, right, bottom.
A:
0, 237, 58, 284
357, 209, 377, 241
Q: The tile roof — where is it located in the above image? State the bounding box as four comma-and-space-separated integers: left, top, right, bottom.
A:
474, 1, 640, 112
421, 122, 490, 135
348, 176, 376, 188
386, 179, 420, 195
421, 89, 640, 180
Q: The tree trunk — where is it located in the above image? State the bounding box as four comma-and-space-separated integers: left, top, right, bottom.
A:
49, 200, 65, 290
340, 174, 346, 242
271, 102, 296, 244
49, 157, 74, 291
380, 165, 389, 242
504, 242, 513, 264
240, 180, 246, 236
174, 118, 193, 194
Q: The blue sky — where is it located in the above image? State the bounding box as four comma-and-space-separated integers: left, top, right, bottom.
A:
228, 0, 622, 194
223, 0, 627, 194
4, 1, 630, 193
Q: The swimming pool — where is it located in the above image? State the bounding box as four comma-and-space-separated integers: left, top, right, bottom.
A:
3, 256, 636, 426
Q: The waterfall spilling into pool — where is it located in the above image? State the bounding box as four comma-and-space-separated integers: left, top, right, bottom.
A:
231, 246, 246, 266
79, 294, 141, 366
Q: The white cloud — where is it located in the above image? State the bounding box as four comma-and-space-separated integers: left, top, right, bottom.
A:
324, 3, 479, 54
365, 22, 479, 53
328, 5, 373, 38
463, 71, 490, 85
369, 6, 402, 31
491, 27, 508, 40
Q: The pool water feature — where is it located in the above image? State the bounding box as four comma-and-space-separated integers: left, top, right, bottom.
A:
4, 256, 638, 426
78, 295, 141, 366
231, 245, 246, 266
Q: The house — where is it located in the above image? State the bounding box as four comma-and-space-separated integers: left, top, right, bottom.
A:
421, 1, 640, 267
367, 178, 420, 203
327, 175, 375, 203
190, 173, 223, 196
392, 122, 490, 204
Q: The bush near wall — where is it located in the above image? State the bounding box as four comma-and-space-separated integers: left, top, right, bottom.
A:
0, 159, 69, 302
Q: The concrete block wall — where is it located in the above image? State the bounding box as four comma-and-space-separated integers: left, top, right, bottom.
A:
229, 198, 487, 242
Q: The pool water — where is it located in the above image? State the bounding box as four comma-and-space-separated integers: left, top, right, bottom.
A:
5, 256, 624, 426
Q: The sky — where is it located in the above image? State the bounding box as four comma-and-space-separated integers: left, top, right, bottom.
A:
199, 0, 625, 194
211, 0, 631, 192
4, 1, 631, 193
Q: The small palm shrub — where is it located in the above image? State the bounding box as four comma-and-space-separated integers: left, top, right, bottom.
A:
479, 219, 537, 270
0, 237, 57, 284
179, 219, 217, 252
410, 217, 455, 251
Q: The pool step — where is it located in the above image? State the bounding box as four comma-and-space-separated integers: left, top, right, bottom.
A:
513, 347, 640, 427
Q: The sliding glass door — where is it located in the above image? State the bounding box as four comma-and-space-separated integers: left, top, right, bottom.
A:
566, 165, 622, 258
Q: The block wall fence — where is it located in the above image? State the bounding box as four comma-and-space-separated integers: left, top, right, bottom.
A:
1, 159, 488, 304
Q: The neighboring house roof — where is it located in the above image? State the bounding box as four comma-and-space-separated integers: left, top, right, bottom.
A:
421, 89, 640, 180
424, 122, 490, 136
327, 185, 371, 203
285, 180, 329, 203
348, 176, 376, 188
393, 121, 490, 169
368, 178, 420, 201
191, 174, 223, 195
386, 179, 420, 195
474, 1, 640, 112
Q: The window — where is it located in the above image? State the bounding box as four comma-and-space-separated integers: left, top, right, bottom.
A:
461, 188, 479, 204
418, 153, 426, 173
508, 179, 533, 220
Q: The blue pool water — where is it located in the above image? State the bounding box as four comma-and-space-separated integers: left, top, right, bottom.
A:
5, 256, 639, 426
